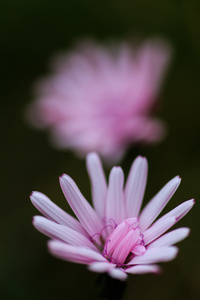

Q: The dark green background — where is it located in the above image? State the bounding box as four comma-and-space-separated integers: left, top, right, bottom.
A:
1, 0, 200, 299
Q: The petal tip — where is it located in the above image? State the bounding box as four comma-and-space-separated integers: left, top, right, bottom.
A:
154, 267, 162, 275
59, 173, 66, 179
186, 227, 191, 236
87, 152, 99, 160
175, 175, 182, 183
136, 155, 147, 163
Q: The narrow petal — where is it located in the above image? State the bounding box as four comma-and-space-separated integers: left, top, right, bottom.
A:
108, 268, 128, 281
125, 156, 148, 218
154, 199, 195, 226
30, 191, 87, 236
106, 222, 129, 256
86, 152, 107, 219
112, 228, 140, 264
33, 216, 97, 250
88, 262, 116, 273
106, 167, 125, 226
48, 240, 107, 264
148, 227, 190, 249
128, 246, 178, 265
126, 264, 161, 274
132, 244, 146, 255
60, 175, 104, 238
143, 217, 176, 245
139, 176, 181, 231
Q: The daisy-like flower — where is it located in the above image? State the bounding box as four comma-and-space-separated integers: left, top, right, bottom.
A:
27, 39, 171, 162
30, 153, 194, 281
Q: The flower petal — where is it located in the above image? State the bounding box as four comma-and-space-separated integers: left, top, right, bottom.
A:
112, 228, 140, 264
88, 262, 116, 273
132, 244, 146, 255
106, 167, 125, 226
128, 246, 178, 265
30, 191, 87, 236
148, 227, 190, 249
139, 176, 181, 231
126, 264, 161, 274
125, 156, 148, 218
86, 152, 107, 219
143, 217, 176, 245
33, 216, 97, 250
48, 240, 107, 264
105, 221, 129, 256
60, 174, 104, 237
108, 268, 128, 281
154, 199, 195, 226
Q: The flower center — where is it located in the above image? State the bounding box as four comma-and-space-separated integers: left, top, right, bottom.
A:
102, 218, 146, 266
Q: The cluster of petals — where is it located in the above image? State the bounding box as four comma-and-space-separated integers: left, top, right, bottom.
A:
27, 39, 171, 162
31, 153, 194, 281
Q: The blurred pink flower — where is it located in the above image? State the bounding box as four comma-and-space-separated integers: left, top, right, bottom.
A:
31, 153, 194, 281
27, 39, 171, 162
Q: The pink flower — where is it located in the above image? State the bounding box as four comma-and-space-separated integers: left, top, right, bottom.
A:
27, 39, 171, 162
30, 153, 194, 281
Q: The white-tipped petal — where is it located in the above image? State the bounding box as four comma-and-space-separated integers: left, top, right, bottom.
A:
88, 262, 116, 273
106, 167, 125, 225
126, 264, 161, 274
60, 175, 103, 237
48, 241, 107, 264
30, 191, 86, 235
125, 156, 148, 218
143, 217, 176, 245
108, 268, 128, 281
128, 246, 178, 265
139, 176, 181, 231
33, 216, 97, 250
148, 227, 190, 249
86, 152, 107, 219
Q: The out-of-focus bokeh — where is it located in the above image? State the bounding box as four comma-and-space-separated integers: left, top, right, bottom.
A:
0, 0, 200, 299
26, 38, 171, 163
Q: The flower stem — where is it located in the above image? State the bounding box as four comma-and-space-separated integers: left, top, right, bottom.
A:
96, 273, 127, 300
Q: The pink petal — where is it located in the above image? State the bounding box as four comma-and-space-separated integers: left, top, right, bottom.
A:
48, 240, 107, 264
105, 221, 129, 255
60, 175, 103, 237
106, 167, 125, 226
139, 176, 181, 231
126, 264, 161, 274
148, 227, 190, 249
112, 228, 140, 264
125, 156, 148, 218
128, 246, 178, 265
132, 244, 146, 255
86, 152, 107, 219
33, 216, 97, 250
108, 268, 128, 281
88, 262, 116, 273
143, 217, 176, 245
30, 191, 87, 236
155, 199, 195, 226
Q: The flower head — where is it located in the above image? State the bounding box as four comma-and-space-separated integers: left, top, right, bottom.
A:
27, 39, 171, 162
30, 153, 194, 281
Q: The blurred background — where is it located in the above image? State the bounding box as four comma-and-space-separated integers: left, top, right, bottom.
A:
1, 0, 200, 299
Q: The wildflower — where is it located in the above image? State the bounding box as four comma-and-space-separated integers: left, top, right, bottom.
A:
27, 39, 171, 162
30, 153, 194, 281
